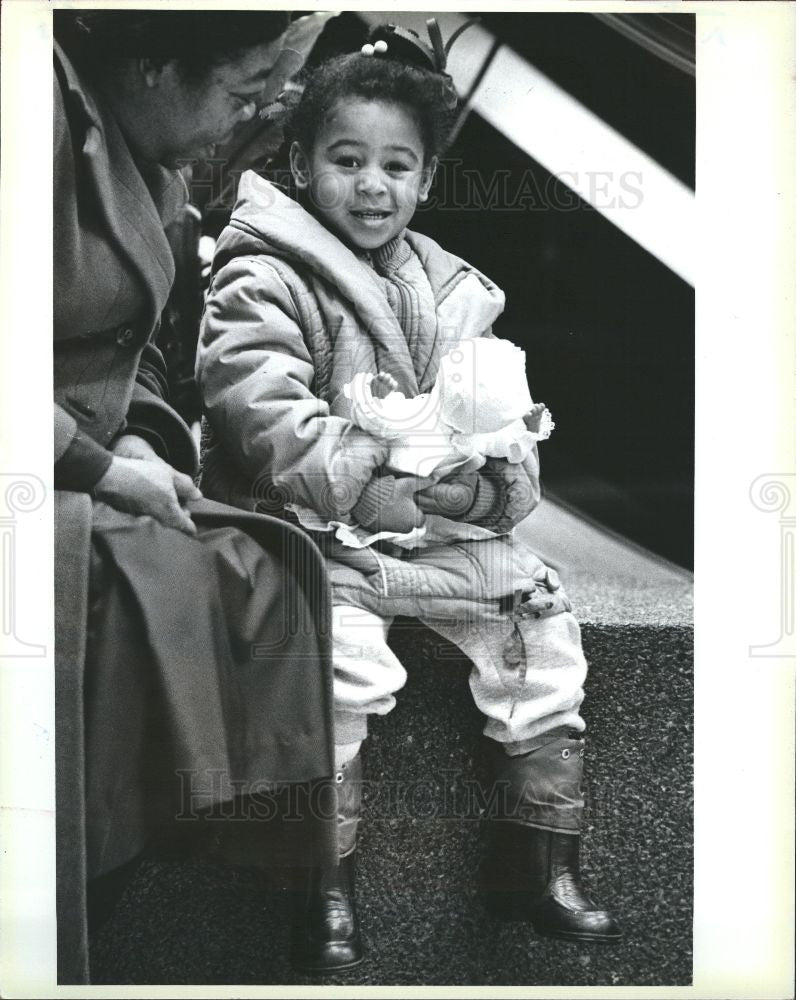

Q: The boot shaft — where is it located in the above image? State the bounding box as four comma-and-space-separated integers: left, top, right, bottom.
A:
335, 753, 363, 858
483, 820, 581, 896
485, 734, 586, 833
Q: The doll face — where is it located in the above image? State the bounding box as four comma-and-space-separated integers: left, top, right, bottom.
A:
290, 99, 437, 251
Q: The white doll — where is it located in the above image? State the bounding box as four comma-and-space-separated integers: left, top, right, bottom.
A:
344, 338, 554, 479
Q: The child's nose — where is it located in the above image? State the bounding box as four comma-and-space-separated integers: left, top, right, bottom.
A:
356, 167, 387, 194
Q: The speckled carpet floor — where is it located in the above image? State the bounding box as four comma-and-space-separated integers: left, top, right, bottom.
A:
89, 613, 693, 987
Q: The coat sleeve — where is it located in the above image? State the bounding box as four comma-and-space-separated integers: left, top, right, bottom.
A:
53, 66, 114, 492
53, 51, 197, 482
197, 256, 387, 519
54, 404, 113, 492
124, 341, 199, 476
470, 448, 542, 533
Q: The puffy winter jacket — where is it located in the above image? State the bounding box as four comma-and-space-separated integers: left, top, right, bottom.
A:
197, 171, 541, 534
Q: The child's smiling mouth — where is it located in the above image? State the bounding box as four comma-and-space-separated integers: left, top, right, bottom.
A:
350, 209, 392, 224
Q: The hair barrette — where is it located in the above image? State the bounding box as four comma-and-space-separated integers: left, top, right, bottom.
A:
363, 18, 479, 109
360, 39, 388, 57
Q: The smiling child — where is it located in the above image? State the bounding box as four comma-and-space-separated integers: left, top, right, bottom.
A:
197, 23, 621, 975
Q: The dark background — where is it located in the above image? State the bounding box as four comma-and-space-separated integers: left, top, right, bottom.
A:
422, 14, 695, 570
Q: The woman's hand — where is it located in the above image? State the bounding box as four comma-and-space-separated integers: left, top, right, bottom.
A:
94, 435, 202, 535
110, 433, 163, 462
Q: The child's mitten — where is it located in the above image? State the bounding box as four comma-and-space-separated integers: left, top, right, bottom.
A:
416, 457, 539, 532
351, 474, 426, 534
415, 469, 504, 523
414, 471, 479, 520
474, 457, 540, 532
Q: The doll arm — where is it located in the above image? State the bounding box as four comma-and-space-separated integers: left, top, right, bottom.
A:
344, 371, 406, 439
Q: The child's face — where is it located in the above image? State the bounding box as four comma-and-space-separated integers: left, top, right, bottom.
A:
290, 99, 436, 251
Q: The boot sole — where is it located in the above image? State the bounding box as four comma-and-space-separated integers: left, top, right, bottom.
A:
484, 896, 622, 942
489, 912, 623, 942
533, 924, 623, 943
292, 955, 365, 975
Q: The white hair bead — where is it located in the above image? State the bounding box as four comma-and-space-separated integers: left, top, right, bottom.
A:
360, 42, 375, 56
373, 39, 388, 54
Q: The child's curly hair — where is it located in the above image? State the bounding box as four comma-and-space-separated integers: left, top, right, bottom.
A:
288, 52, 458, 162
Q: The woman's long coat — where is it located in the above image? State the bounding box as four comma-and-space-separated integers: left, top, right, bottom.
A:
53, 44, 336, 984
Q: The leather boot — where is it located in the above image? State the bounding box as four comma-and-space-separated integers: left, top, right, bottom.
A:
291, 754, 364, 973
481, 735, 622, 942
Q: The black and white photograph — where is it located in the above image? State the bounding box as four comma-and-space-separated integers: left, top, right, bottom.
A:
0, 2, 793, 995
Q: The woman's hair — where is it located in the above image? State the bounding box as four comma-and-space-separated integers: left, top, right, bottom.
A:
288, 51, 458, 161
54, 10, 289, 81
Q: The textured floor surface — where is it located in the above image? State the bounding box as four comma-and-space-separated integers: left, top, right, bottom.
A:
89, 618, 693, 986
89, 499, 694, 985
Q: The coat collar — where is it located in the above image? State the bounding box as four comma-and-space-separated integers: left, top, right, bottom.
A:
54, 42, 184, 322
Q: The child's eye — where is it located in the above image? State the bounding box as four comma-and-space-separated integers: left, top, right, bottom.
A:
385, 161, 412, 175
334, 156, 361, 169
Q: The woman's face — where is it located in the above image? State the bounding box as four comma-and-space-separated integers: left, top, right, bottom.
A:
145, 40, 282, 167
290, 99, 436, 252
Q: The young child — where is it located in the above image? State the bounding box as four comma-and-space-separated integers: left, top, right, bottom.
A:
197, 22, 621, 973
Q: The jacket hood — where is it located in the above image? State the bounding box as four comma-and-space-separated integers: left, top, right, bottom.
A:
214, 170, 394, 301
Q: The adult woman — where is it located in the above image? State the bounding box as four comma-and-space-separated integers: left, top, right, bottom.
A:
53, 11, 335, 983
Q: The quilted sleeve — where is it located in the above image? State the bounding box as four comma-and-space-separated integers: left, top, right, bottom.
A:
197, 256, 387, 518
